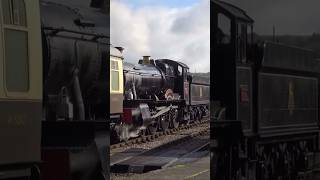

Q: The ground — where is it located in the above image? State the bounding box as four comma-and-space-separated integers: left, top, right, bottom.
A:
111, 155, 210, 180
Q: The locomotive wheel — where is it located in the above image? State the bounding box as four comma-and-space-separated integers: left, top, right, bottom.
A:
119, 124, 130, 142
160, 114, 170, 131
184, 112, 191, 125
110, 130, 120, 144
170, 109, 179, 129
147, 121, 158, 135
211, 149, 219, 180
31, 165, 40, 180
190, 111, 194, 122
110, 126, 121, 144
196, 113, 201, 122
196, 108, 202, 122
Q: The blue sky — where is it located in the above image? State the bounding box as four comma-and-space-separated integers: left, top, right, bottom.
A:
119, 0, 200, 8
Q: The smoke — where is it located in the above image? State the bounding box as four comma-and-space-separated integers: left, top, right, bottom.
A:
110, 0, 210, 72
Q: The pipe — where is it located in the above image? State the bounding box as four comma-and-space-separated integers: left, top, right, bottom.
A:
73, 69, 85, 120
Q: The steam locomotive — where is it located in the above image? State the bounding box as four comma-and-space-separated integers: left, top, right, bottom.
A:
110, 50, 210, 142
211, 0, 320, 179
0, 0, 108, 179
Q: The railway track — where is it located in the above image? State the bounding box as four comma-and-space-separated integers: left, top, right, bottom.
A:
110, 117, 209, 151
111, 125, 210, 178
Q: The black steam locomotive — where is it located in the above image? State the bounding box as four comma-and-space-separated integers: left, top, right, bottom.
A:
0, 0, 109, 180
110, 55, 210, 142
211, 0, 320, 179
41, 0, 109, 179
0, 0, 108, 179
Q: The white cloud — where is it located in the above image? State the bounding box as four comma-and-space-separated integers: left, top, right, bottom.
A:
110, 0, 210, 72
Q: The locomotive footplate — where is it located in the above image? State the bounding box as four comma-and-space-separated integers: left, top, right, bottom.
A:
123, 99, 185, 108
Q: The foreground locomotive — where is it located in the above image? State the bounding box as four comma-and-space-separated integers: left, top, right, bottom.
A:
211, 0, 320, 179
41, 1, 109, 179
0, 0, 108, 179
110, 54, 210, 142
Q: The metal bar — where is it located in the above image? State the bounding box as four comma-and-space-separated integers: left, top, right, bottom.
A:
43, 26, 109, 39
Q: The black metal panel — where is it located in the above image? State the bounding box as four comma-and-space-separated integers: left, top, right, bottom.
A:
262, 42, 319, 73
237, 66, 252, 131
42, 121, 95, 147
258, 73, 318, 130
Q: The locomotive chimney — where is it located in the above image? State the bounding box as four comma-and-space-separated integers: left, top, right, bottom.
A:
142, 56, 151, 64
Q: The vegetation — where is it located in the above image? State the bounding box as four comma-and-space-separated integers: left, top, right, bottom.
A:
190, 72, 210, 84
254, 33, 320, 56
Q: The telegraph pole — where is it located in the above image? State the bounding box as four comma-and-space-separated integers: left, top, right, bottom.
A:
273, 25, 275, 42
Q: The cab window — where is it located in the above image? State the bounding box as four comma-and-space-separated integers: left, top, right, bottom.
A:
184, 68, 188, 80
2, 0, 29, 92
177, 65, 182, 76
237, 23, 247, 62
111, 60, 120, 91
217, 13, 231, 45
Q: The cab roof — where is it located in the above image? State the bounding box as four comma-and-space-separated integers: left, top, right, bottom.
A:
110, 46, 123, 59
156, 59, 189, 69
211, 0, 254, 23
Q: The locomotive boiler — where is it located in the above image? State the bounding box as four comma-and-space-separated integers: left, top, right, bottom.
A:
40, 0, 109, 179
41, 0, 108, 121
123, 56, 176, 101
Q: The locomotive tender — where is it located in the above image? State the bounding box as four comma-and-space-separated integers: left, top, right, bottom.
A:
211, 0, 320, 179
0, 0, 108, 179
110, 53, 210, 142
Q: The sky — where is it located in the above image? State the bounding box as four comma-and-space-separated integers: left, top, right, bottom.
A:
110, 0, 210, 73
119, 0, 200, 8
223, 0, 320, 35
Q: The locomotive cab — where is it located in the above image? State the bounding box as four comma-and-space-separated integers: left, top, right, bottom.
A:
212, 0, 253, 121
211, 1, 320, 179
156, 59, 190, 101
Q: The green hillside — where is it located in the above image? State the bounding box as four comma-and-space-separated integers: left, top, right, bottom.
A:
190, 72, 210, 84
